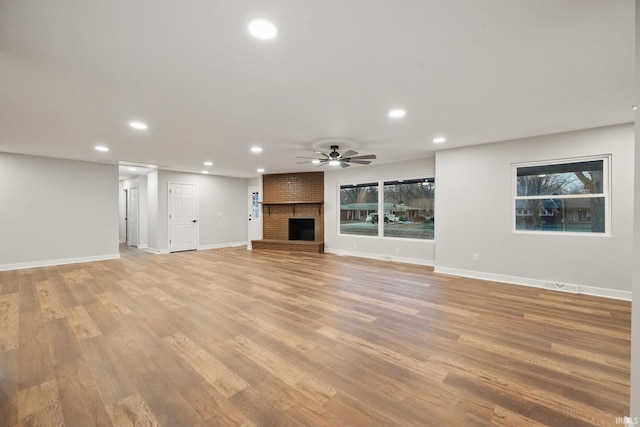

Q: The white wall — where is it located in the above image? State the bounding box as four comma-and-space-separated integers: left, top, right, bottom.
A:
435, 124, 634, 299
0, 153, 119, 269
147, 170, 159, 252
324, 157, 436, 265
152, 170, 248, 252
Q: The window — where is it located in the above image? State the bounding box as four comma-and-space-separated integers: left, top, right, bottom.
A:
339, 178, 434, 240
514, 157, 608, 233
339, 182, 379, 236
383, 179, 434, 239
251, 191, 259, 218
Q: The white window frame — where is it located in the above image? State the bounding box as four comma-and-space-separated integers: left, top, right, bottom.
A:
337, 176, 435, 241
512, 155, 611, 236
337, 181, 381, 238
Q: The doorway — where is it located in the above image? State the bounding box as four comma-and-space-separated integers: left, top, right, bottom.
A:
248, 186, 261, 248
128, 187, 139, 247
120, 188, 128, 244
168, 182, 198, 252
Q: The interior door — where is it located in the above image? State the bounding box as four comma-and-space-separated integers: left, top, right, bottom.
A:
128, 187, 139, 247
248, 187, 261, 247
120, 189, 128, 244
169, 183, 198, 252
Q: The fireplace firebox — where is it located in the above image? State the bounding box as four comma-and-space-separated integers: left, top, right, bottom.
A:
289, 218, 314, 241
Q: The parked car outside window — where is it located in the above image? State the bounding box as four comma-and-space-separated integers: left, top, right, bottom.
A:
366, 213, 389, 224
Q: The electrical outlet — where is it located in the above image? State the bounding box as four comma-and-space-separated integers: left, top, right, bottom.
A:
353, 243, 358, 249
395, 248, 400, 254
472, 253, 479, 262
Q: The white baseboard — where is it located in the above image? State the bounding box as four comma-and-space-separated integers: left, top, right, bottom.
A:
146, 247, 169, 254
199, 241, 248, 251
0, 253, 121, 271
324, 248, 435, 267
145, 242, 248, 255
434, 266, 632, 301
137, 244, 148, 249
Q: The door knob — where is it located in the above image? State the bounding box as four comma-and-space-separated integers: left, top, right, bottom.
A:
192, 220, 197, 223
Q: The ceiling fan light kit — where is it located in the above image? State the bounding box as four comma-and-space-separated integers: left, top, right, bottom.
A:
297, 145, 377, 168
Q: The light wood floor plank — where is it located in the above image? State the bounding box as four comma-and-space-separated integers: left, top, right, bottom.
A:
0, 293, 19, 352
228, 334, 336, 406
164, 332, 248, 398
106, 393, 160, 427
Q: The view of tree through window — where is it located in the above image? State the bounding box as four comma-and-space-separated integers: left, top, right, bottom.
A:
339, 178, 434, 240
339, 183, 379, 236
383, 179, 434, 239
515, 159, 606, 233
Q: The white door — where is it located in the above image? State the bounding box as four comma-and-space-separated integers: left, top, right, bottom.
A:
128, 187, 139, 247
120, 189, 127, 243
169, 183, 198, 252
248, 187, 262, 248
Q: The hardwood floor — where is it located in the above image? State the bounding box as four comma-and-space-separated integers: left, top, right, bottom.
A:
0, 246, 631, 426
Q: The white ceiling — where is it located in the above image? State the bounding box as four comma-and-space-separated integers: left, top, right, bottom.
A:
0, 1, 635, 179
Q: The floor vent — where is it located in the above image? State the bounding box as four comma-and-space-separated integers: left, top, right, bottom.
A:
544, 281, 579, 294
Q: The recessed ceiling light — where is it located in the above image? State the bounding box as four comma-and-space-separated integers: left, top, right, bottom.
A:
128, 167, 137, 171
329, 160, 340, 166
633, 105, 637, 110
146, 164, 156, 168
129, 121, 148, 130
203, 161, 213, 166
95, 145, 109, 152
433, 137, 447, 143
248, 19, 277, 40
257, 168, 265, 173
311, 159, 321, 164
201, 171, 209, 174
388, 109, 406, 118
251, 147, 263, 153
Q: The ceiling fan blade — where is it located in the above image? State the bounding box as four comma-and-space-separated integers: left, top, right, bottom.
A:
340, 150, 359, 158
346, 159, 372, 165
349, 154, 376, 160
296, 156, 323, 160
296, 160, 314, 164
340, 161, 350, 168
314, 151, 331, 158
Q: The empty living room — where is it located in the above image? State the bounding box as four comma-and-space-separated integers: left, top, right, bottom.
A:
0, 1, 638, 426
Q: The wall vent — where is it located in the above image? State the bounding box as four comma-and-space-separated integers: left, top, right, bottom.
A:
543, 281, 578, 294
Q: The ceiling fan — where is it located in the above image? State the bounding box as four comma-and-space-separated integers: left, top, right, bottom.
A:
296, 145, 377, 168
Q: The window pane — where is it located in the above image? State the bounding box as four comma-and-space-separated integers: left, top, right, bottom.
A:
515, 197, 605, 233
516, 160, 604, 196
252, 192, 259, 218
382, 179, 435, 239
339, 183, 379, 236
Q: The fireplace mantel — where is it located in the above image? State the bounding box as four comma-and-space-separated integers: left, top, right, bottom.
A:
260, 201, 323, 216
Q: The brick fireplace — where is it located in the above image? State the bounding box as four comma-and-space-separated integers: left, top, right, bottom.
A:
252, 172, 324, 253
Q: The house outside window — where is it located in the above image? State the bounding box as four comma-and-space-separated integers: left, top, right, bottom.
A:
339, 178, 434, 240
339, 182, 379, 236
383, 179, 434, 239
514, 156, 609, 233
